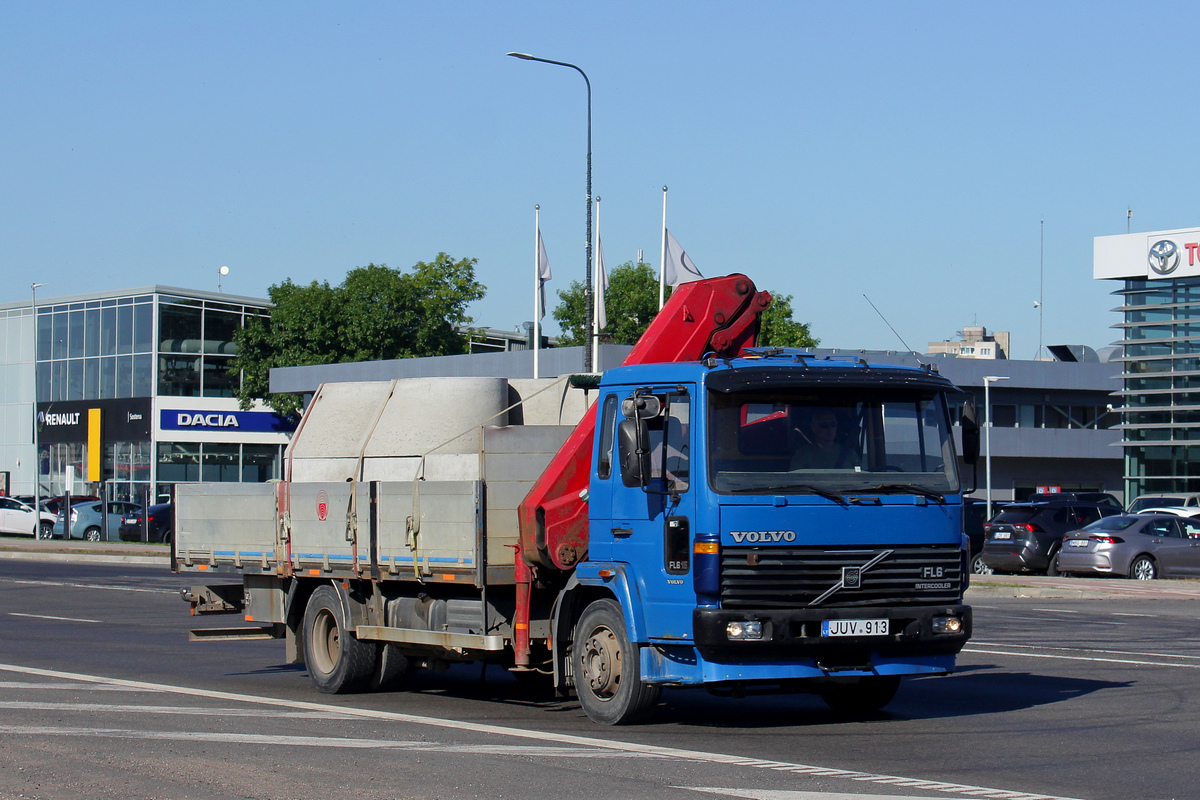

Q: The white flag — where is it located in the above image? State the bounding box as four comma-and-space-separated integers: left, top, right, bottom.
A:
536, 227, 552, 320
664, 229, 703, 287
595, 235, 608, 331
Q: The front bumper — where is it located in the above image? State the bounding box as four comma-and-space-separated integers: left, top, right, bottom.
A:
692, 604, 972, 663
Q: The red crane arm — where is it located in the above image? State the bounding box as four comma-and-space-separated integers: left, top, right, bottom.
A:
517, 274, 771, 572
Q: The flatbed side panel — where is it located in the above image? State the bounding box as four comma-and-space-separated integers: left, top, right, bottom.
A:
482, 426, 575, 567
376, 480, 481, 579
288, 482, 370, 571
176, 483, 278, 571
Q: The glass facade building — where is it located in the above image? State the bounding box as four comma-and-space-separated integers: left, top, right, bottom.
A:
0, 286, 291, 509
1095, 227, 1200, 498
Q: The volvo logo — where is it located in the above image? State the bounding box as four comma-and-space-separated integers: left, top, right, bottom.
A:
808, 550, 894, 606
1149, 239, 1181, 275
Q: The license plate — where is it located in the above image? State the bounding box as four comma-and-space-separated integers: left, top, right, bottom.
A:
123, 517, 138, 525
822, 619, 889, 637
1068, 539, 1089, 548
992, 531, 1011, 540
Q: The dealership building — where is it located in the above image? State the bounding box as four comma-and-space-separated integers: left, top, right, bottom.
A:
0, 286, 293, 506
1095, 227, 1200, 499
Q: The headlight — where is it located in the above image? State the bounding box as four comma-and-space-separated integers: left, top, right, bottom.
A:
726, 620, 763, 640
932, 615, 963, 634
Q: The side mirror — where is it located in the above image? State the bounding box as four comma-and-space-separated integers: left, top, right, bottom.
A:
960, 398, 980, 465
617, 418, 650, 488
622, 394, 662, 420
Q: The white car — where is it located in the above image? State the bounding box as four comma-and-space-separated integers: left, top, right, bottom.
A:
1137, 507, 1200, 518
0, 497, 56, 537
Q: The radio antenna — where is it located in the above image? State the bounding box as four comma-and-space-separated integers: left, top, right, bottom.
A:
863, 294, 925, 364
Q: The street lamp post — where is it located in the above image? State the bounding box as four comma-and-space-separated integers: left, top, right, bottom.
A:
507, 51, 594, 372
982, 375, 1009, 519
31, 282, 46, 532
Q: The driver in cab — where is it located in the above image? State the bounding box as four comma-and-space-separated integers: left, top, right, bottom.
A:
790, 408, 859, 470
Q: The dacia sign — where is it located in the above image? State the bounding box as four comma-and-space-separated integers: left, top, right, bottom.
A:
1095, 226, 1200, 281
159, 409, 296, 433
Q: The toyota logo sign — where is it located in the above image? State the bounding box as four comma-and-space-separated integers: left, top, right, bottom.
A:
1149, 239, 1181, 275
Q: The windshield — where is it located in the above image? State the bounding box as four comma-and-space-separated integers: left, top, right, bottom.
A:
1128, 496, 1184, 512
1085, 515, 1140, 532
707, 386, 960, 496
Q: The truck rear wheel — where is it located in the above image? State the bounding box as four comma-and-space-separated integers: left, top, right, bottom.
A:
303, 585, 376, 694
572, 599, 661, 725
818, 675, 901, 715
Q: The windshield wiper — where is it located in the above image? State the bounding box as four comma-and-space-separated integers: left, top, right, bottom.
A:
855, 484, 946, 503
734, 484, 848, 505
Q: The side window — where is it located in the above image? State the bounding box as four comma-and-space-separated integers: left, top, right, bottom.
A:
1075, 507, 1103, 526
597, 394, 618, 480
663, 394, 690, 492
1148, 519, 1175, 537
1052, 508, 1072, 526
1181, 519, 1200, 539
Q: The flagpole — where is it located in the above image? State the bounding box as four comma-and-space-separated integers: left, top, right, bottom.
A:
533, 204, 541, 380
659, 186, 668, 310
592, 197, 601, 371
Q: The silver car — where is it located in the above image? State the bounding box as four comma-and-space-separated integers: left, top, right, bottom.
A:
1057, 513, 1200, 580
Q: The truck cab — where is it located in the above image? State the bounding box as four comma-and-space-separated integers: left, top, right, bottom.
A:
573, 349, 972, 720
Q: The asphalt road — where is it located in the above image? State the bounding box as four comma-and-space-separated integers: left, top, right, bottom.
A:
1, 559, 1198, 800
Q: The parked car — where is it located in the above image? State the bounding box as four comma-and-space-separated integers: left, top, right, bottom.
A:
39, 495, 101, 517
52, 500, 142, 541
964, 498, 990, 574
118, 502, 174, 543
1026, 491, 1123, 509
1057, 513, 1200, 579
1127, 492, 1200, 514
1135, 506, 1200, 518
980, 500, 1123, 575
0, 496, 56, 537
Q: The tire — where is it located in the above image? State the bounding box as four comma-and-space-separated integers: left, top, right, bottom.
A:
1045, 548, 1062, 577
369, 643, 412, 692
1129, 555, 1158, 581
818, 675, 902, 714
302, 584, 376, 693
970, 553, 993, 576
572, 598, 661, 725
37, 522, 53, 540
158, 528, 173, 545
84, 527, 101, 542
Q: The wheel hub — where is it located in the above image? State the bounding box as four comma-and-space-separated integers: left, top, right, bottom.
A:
581, 628, 622, 698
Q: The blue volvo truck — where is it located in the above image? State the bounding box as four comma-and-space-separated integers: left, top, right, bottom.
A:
177, 275, 977, 725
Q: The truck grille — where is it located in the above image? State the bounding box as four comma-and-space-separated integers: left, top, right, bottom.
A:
720, 544, 963, 609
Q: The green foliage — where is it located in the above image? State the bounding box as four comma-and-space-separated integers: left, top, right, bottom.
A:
552, 261, 665, 346
759, 291, 820, 349
232, 254, 485, 415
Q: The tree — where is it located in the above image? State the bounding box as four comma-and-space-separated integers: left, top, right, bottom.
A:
232, 254, 485, 415
552, 260, 664, 346
552, 267, 819, 352
758, 291, 820, 349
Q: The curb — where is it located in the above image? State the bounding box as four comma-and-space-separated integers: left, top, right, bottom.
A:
0, 550, 169, 566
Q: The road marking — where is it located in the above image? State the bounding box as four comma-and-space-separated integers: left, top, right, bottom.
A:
970, 640, 1200, 661
1029, 608, 1080, 613
964, 648, 1200, 669
0, 701, 362, 719
0, 681, 161, 692
8, 612, 101, 623
1111, 612, 1155, 618
0, 724, 664, 757
682, 790, 982, 800
0, 577, 173, 594
0, 662, 1081, 800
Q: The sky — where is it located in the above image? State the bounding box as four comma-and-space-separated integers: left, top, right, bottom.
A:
3, 2, 1198, 358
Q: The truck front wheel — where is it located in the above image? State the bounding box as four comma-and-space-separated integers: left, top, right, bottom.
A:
302, 585, 376, 694
572, 599, 661, 725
